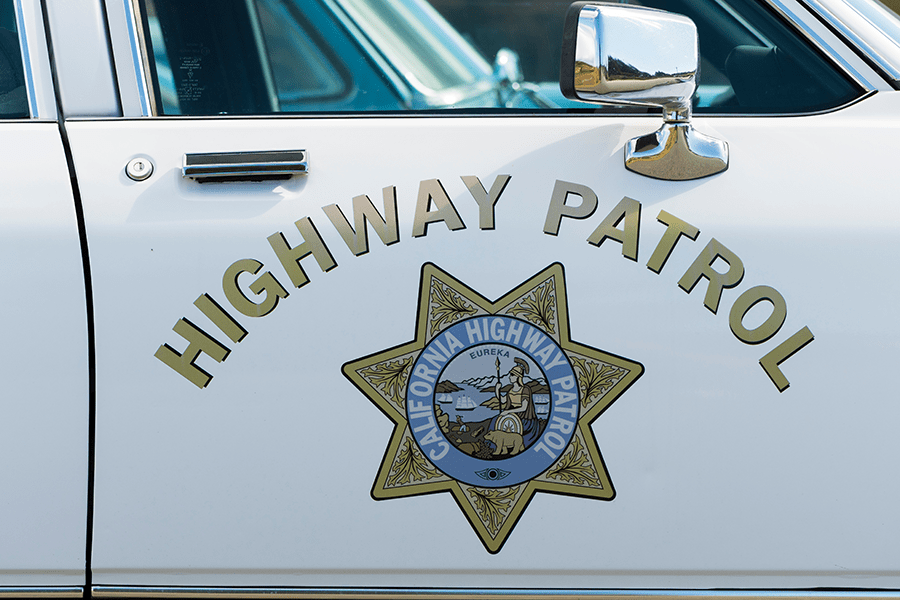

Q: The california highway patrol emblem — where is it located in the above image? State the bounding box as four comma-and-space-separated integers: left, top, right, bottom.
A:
343, 263, 643, 552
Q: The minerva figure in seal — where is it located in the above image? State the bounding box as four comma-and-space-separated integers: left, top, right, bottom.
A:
482, 357, 540, 455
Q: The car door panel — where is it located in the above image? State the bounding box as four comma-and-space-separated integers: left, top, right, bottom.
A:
67, 91, 900, 586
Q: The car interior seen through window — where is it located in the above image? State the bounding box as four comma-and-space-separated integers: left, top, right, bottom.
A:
140, 0, 862, 116
0, 0, 26, 119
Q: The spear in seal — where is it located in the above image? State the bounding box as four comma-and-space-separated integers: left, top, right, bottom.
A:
495, 357, 502, 416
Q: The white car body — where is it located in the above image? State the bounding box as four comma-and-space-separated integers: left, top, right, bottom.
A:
2, 0, 900, 597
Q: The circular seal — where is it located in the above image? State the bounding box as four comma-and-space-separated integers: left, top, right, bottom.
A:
406, 315, 580, 487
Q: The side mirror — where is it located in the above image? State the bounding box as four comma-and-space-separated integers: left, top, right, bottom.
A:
560, 2, 728, 181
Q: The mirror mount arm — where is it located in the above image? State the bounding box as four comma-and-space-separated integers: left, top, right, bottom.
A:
664, 103, 691, 123
625, 121, 729, 181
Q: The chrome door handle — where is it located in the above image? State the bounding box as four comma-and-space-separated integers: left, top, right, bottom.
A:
182, 150, 308, 182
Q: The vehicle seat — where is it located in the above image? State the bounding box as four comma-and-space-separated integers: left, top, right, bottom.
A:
725, 44, 818, 111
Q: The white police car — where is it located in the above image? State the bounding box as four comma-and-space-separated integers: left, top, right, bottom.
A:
3, 0, 900, 597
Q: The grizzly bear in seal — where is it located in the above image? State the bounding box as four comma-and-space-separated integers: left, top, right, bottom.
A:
484, 430, 525, 456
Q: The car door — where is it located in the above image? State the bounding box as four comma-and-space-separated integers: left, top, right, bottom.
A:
48, 0, 900, 594
0, 0, 88, 593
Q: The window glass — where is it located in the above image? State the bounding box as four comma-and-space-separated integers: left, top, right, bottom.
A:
643, 0, 862, 112
257, 0, 349, 109
143, 0, 403, 114
338, 0, 491, 100
0, 0, 27, 119
431, 0, 862, 113
140, 0, 862, 116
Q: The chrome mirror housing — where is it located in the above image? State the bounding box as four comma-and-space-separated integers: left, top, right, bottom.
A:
560, 2, 729, 181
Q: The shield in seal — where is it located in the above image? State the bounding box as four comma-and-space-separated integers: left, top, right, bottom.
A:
343, 263, 644, 553
495, 413, 522, 434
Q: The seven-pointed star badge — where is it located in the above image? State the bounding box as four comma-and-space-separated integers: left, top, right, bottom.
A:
342, 263, 644, 553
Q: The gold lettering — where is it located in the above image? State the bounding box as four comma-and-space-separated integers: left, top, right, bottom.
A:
760, 326, 815, 392
543, 180, 598, 235
223, 258, 290, 318
646, 210, 700, 274
194, 293, 247, 343
155, 318, 229, 389
322, 186, 400, 256
729, 285, 786, 344
678, 238, 744, 314
411, 179, 465, 237
586, 196, 641, 261
461, 174, 511, 230
267, 217, 337, 288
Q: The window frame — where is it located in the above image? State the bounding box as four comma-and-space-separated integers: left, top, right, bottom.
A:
127, 0, 877, 119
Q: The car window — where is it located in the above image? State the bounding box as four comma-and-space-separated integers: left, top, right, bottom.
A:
0, 0, 26, 119
642, 0, 863, 112
142, 0, 404, 114
337, 0, 493, 102
432, 0, 863, 113
257, 0, 350, 109
139, 0, 863, 115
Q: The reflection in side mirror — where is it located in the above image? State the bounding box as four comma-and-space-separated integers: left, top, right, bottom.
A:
561, 3, 697, 119
560, 2, 728, 181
